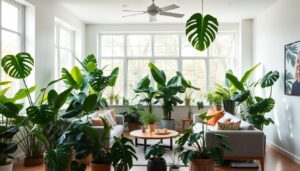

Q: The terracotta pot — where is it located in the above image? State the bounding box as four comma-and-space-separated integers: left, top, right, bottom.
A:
24, 157, 44, 166
128, 122, 140, 132
91, 162, 111, 171
189, 159, 213, 171
214, 105, 222, 111
148, 124, 156, 133
0, 162, 13, 171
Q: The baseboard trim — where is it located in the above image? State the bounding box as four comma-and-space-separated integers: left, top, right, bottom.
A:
267, 140, 300, 165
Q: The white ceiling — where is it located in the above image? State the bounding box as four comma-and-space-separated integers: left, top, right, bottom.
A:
53, 0, 278, 24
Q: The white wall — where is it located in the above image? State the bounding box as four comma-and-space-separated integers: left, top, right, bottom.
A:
20, 0, 86, 93
253, 0, 300, 164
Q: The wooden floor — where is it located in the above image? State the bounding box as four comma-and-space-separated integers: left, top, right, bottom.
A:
13, 145, 300, 171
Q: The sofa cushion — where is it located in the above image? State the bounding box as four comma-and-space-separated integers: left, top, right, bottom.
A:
206, 108, 224, 126
218, 113, 254, 130
110, 125, 124, 138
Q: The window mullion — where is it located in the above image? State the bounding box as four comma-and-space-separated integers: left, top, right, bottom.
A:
124, 34, 128, 100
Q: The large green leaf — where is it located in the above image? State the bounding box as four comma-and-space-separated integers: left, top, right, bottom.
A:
0, 142, 18, 154
71, 66, 83, 88
82, 94, 98, 112
0, 126, 18, 139
52, 88, 73, 110
0, 87, 10, 96
226, 73, 245, 91
62, 67, 83, 90
26, 105, 55, 125
247, 98, 275, 114
232, 91, 250, 103
260, 71, 280, 88
0, 102, 20, 118
89, 69, 110, 92
82, 54, 97, 73
136, 76, 150, 90
149, 63, 166, 86
1, 52, 34, 79
240, 63, 261, 84
186, 13, 218, 51
108, 67, 119, 86
0, 81, 11, 86
11, 86, 36, 102
61, 100, 83, 119
44, 147, 71, 171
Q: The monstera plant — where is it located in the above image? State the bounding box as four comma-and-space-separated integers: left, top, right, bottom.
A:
225, 64, 280, 130
185, 0, 219, 52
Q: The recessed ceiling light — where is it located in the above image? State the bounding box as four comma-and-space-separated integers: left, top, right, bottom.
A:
122, 4, 127, 8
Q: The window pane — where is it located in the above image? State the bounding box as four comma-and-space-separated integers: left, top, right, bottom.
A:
1, 1, 19, 32
127, 60, 150, 103
59, 28, 73, 50
154, 60, 178, 80
154, 35, 179, 57
101, 59, 124, 99
182, 60, 206, 99
1, 30, 20, 55
101, 35, 124, 57
209, 59, 230, 88
127, 35, 151, 57
181, 35, 207, 56
210, 33, 236, 57
59, 49, 73, 71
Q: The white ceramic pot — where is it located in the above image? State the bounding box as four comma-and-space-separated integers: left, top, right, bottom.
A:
0, 162, 13, 171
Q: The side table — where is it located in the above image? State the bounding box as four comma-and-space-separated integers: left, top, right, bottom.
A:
181, 118, 193, 132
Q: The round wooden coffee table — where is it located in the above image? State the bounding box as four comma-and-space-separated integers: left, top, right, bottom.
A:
130, 130, 179, 151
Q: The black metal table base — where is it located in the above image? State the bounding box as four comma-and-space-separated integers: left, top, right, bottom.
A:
135, 137, 173, 151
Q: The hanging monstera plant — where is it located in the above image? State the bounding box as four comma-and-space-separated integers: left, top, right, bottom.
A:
186, 0, 219, 52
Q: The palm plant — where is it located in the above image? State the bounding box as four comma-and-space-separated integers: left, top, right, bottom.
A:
285, 70, 294, 94
285, 44, 298, 67
225, 64, 280, 130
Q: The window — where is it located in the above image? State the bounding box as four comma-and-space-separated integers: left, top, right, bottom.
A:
54, 23, 75, 92
0, 0, 25, 96
98, 32, 238, 104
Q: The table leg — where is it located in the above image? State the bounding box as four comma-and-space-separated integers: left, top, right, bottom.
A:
135, 138, 138, 147
170, 138, 173, 150
160, 139, 163, 143
144, 139, 147, 151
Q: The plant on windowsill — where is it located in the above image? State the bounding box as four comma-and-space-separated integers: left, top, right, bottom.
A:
140, 111, 160, 133
145, 143, 167, 171
205, 92, 223, 111
149, 63, 199, 130
121, 104, 144, 132
225, 63, 280, 130
176, 113, 230, 171
184, 88, 193, 106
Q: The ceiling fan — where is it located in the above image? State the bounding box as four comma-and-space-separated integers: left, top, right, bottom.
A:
122, 0, 184, 22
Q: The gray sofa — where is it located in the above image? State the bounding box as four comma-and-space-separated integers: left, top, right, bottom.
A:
83, 112, 124, 148
193, 112, 265, 170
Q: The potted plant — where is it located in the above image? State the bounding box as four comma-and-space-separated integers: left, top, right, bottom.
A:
169, 150, 180, 171
205, 92, 223, 111
145, 143, 167, 171
148, 63, 199, 130
176, 113, 230, 171
121, 104, 143, 132
111, 136, 138, 171
225, 64, 280, 130
184, 88, 193, 106
114, 94, 120, 105
140, 111, 160, 133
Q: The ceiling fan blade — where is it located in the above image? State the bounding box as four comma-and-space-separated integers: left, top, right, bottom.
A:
149, 15, 157, 22
160, 12, 184, 18
160, 4, 179, 11
123, 9, 146, 13
122, 12, 147, 17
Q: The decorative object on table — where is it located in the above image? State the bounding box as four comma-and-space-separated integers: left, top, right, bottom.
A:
154, 128, 170, 135
149, 63, 199, 130
114, 94, 120, 105
217, 118, 241, 130
145, 143, 167, 171
141, 126, 146, 133
225, 63, 279, 130
176, 113, 230, 171
140, 111, 160, 133
121, 104, 143, 132
122, 0, 184, 22
285, 41, 300, 96
205, 92, 223, 111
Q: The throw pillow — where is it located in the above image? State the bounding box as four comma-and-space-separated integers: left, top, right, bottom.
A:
218, 119, 241, 130
91, 118, 103, 126
97, 110, 117, 126
97, 109, 117, 123
206, 108, 224, 126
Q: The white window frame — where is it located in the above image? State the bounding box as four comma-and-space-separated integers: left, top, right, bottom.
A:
98, 32, 238, 101
54, 22, 75, 80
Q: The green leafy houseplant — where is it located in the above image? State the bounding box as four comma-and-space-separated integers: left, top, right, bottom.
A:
149, 63, 199, 120
225, 64, 280, 130
111, 137, 137, 171
176, 113, 230, 168
145, 143, 166, 171
140, 111, 160, 125
121, 104, 144, 132
205, 92, 223, 111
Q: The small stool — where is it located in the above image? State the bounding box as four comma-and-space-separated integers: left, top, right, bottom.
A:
181, 118, 193, 132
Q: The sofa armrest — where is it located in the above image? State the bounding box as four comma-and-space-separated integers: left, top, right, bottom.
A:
206, 130, 265, 158
115, 115, 124, 125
